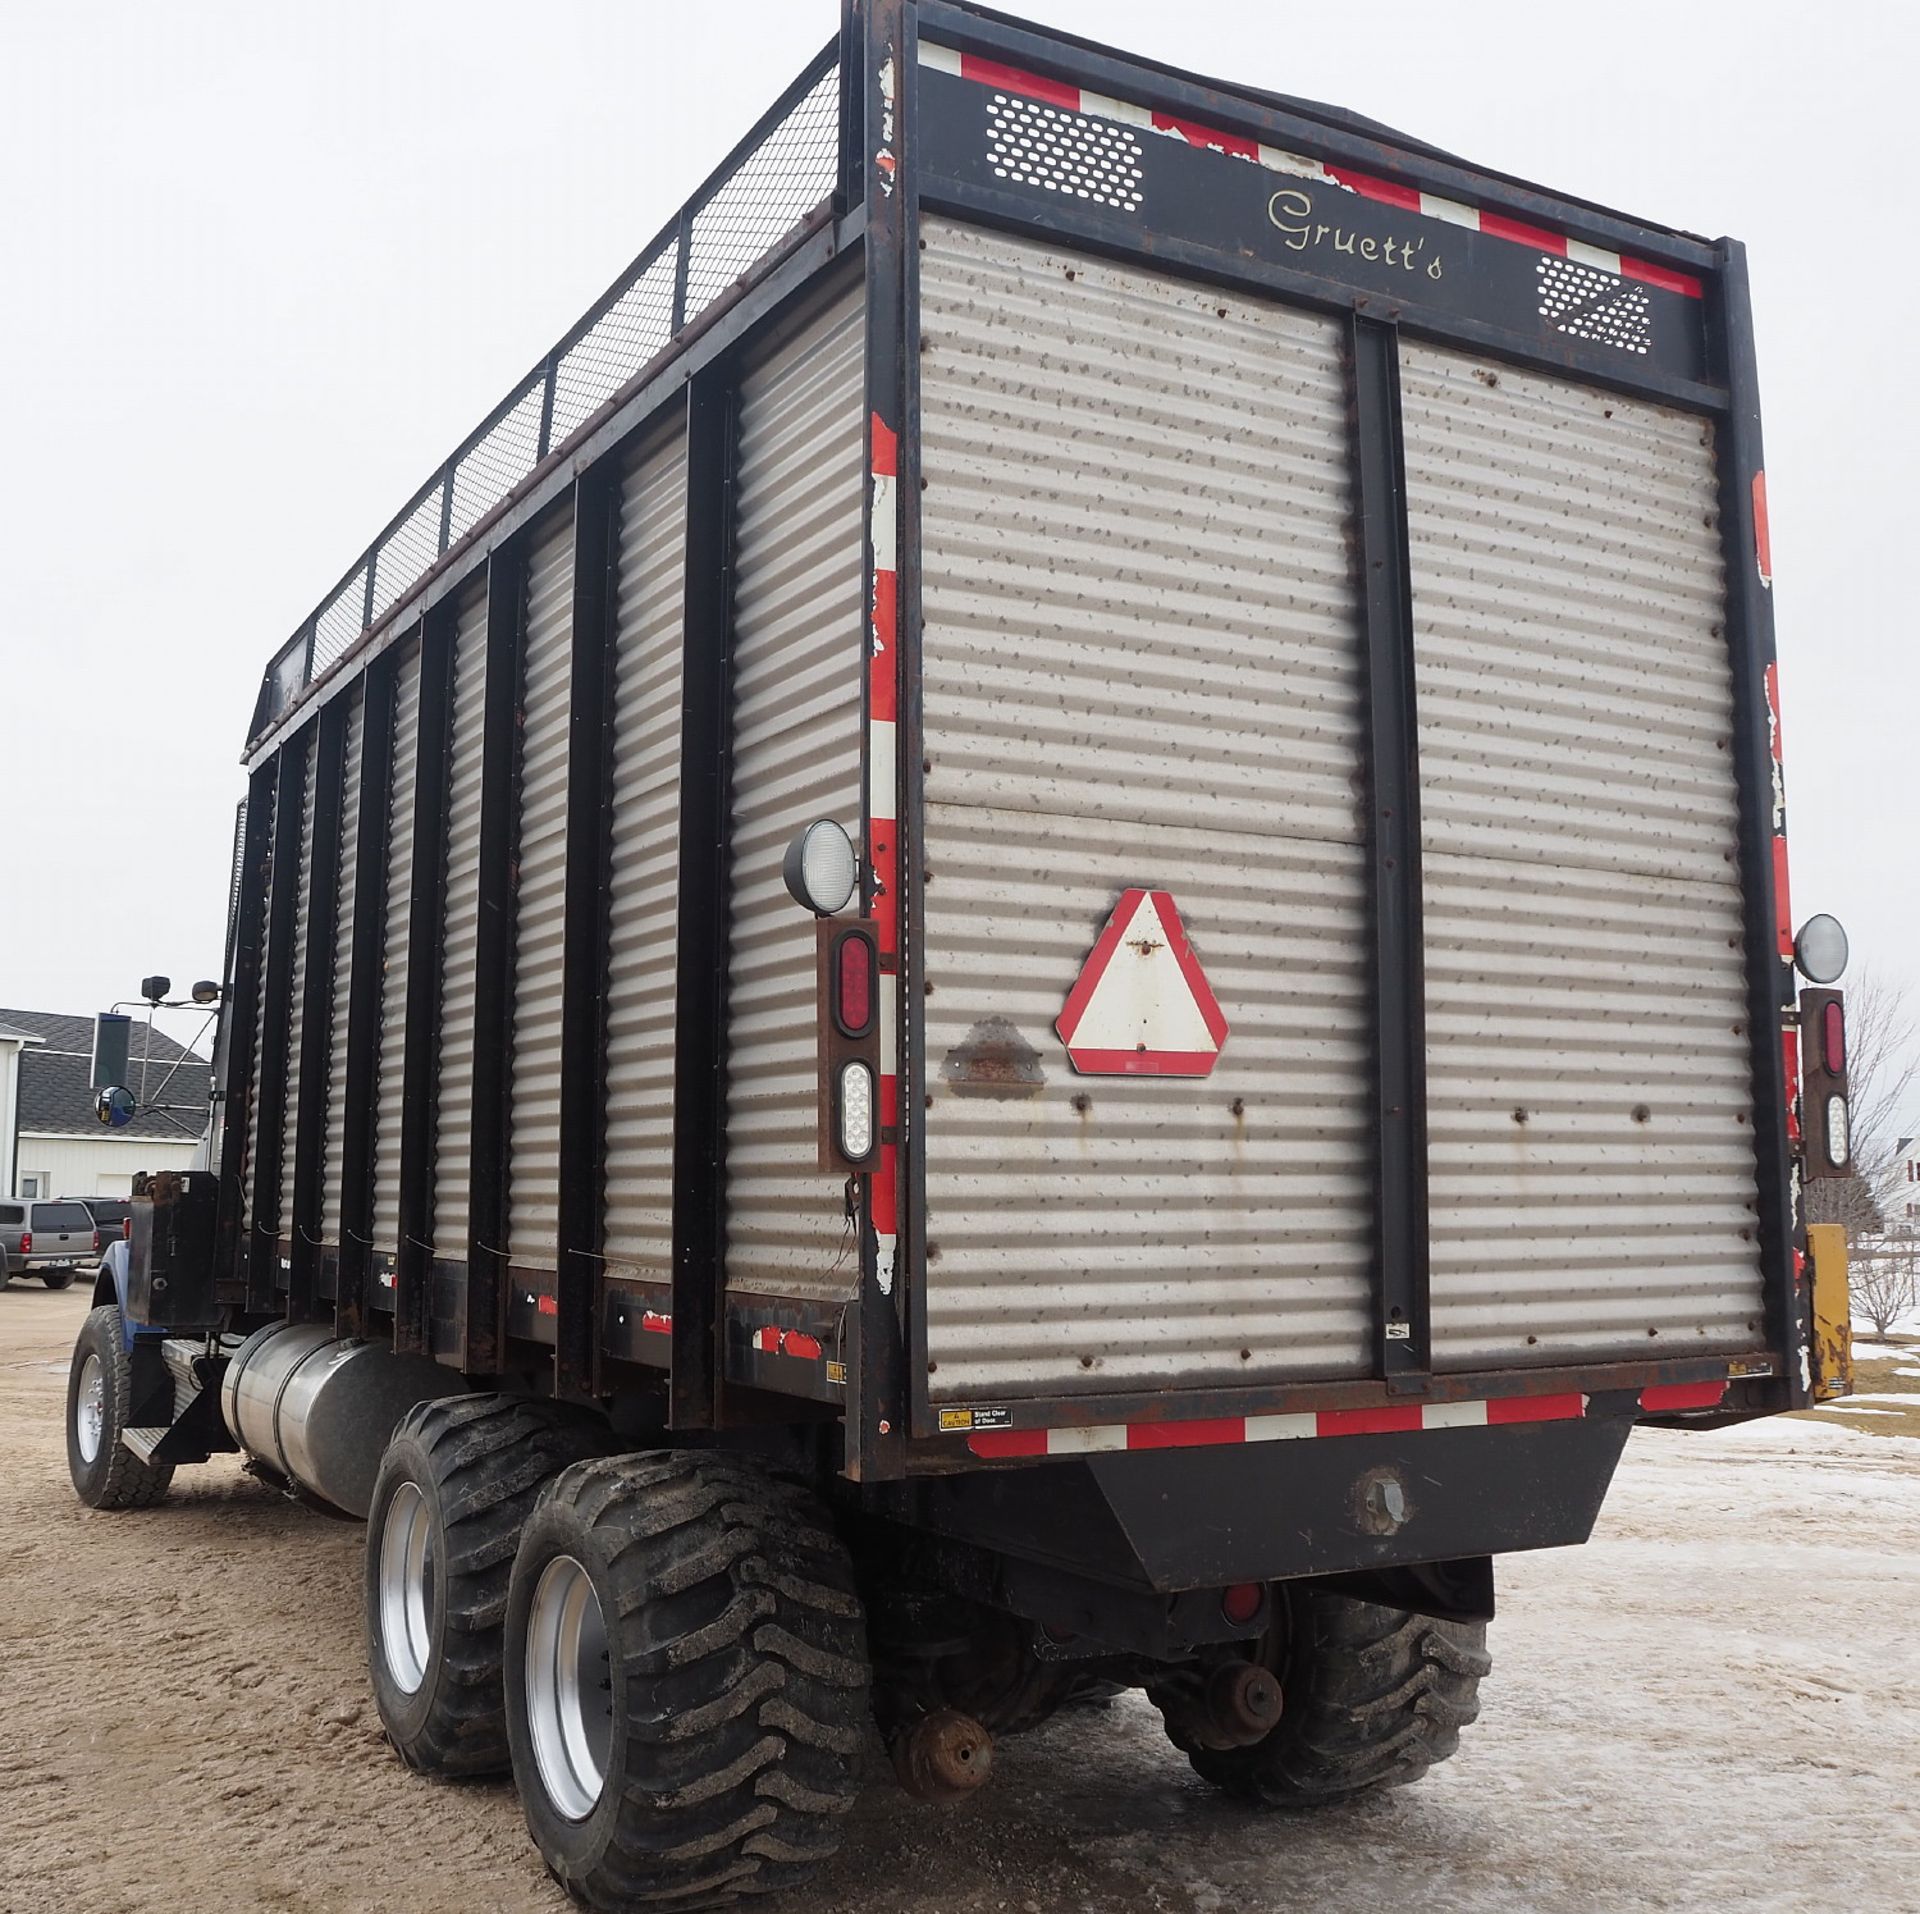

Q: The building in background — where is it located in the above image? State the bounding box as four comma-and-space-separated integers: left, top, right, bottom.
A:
0, 1020, 33, 1198
1, 1009, 212, 1199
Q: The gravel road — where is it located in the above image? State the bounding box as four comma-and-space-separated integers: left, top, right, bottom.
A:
4, 1280, 1916, 1914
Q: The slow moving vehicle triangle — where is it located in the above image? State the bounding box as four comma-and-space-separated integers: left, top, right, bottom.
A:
1055, 888, 1229, 1077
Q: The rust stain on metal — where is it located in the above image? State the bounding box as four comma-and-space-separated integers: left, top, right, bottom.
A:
942, 1016, 1045, 1099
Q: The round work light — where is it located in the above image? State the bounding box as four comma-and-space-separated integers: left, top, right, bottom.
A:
782, 819, 859, 917
1793, 914, 1849, 986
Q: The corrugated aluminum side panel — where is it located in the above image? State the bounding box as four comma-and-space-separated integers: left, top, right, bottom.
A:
723, 285, 866, 1304
274, 732, 317, 1236
433, 590, 491, 1259
603, 433, 688, 1281
917, 219, 1374, 1401
371, 637, 421, 1253
1399, 343, 1764, 1370
239, 775, 277, 1233
319, 684, 364, 1245
507, 512, 574, 1268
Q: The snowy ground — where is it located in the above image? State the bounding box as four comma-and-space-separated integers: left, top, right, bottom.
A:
3, 1282, 1918, 1914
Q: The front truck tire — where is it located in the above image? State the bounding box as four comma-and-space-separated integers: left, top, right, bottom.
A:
66, 1304, 173, 1509
1167, 1587, 1490, 1805
365, 1395, 617, 1778
505, 1452, 870, 1912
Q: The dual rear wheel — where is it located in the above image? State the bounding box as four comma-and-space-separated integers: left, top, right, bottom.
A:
365, 1408, 870, 1909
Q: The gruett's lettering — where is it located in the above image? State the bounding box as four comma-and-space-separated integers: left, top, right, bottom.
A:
1267, 187, 1445, 280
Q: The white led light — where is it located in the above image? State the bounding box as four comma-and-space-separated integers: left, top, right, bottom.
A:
1794, 913, 1849, 986
839, 1060, 876, 1162
783, 819, 859, 916
1825, 1095, 1850, 1168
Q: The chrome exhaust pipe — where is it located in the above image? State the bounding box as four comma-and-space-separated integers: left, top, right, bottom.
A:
220, 1322, 464, 1518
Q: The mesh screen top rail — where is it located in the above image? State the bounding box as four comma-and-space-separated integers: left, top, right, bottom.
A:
252, 43, 844, 747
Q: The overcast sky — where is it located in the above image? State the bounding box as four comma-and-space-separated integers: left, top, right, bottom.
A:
1, 1, 1913, 1074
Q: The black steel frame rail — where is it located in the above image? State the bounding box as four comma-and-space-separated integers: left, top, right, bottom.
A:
335, 656, 396, 1341
555, 467, 623, 1401
288, 699, 348, 1323
246, 736, 308, 1312
215, 764, 276, 1301
1348, 316, 1431, 1385
668, 370, 741, 1432
394, 610, 457, 1357
1713, 239, 1801, 1407
465, 541, 532, 1376
855, 0, 914, 1479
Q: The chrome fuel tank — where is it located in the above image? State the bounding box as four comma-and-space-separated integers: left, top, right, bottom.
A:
220, 1322, 462, 1518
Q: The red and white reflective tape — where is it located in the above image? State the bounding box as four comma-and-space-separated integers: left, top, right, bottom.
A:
1760, 645, 1798, 1149
868, 411, 902, 1298
1752, 471, 1773, 587
1764, 655, 1792, 964
643, 1307, 835, 1372
752, 1324, 826, 1362
966, 1381, 1729, 1458
921, 42, 1704, 300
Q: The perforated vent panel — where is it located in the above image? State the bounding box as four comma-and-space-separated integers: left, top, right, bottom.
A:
1537, 257, 1651, 357
986, 94, 1144, 213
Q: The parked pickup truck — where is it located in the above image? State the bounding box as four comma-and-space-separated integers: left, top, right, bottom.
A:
3, 1199, 99, 1289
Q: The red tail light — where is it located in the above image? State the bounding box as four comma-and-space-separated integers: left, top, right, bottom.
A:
123, 1218, 132, 1241
834, 930, 875, 1039
92, 1230, 101, 1253
18, 1232, 29, 1255
1221, 1582, 1266, 1628
1823, 1000, 1846, 1074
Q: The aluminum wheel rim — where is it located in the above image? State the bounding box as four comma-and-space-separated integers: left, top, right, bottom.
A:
378, 1482, 435, 1695
525, 1554, 612, 1821
75, 1353, 105, 1464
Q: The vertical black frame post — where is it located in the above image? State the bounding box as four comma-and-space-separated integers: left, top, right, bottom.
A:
1713, 239, 1801, 1403
668, 371, 740, 1431
853, 0, 914, 1480
836, 0, 866, 212
216, 766, 276, 1300
394, 610, 457, 1357
289, 699, 347, 1323
555, 469, 622, 1400
335, 655, 396, 1341
1348, 316, 1431, 1385
247, 737, 309, 1313
465, 542, 531, 1376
